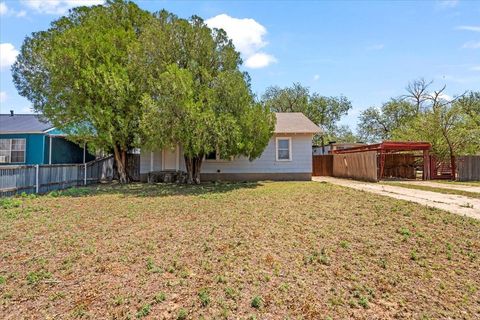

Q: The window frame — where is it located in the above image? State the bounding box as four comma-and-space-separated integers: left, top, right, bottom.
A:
276, 137, 292, 162
0, 138, 26, 164
204, 148, 232, 162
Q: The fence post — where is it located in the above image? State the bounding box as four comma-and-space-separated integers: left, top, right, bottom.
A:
35, 165, 39, 193
84, 163, 87, 185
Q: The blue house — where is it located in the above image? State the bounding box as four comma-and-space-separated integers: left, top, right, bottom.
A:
0, 112, 95, 165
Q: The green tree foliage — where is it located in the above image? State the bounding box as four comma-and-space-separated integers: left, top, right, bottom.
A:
12, 2, 274, 184
357, 99, 417, 142
262, 83, 352, 150
392, 97, 478, 159
12, 0, 153, 183
358, 79, 479, 172
138, 12, 274, 184
456, 91, 480, 128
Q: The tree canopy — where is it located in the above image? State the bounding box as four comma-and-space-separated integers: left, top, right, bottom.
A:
262, 83, 353, 148
12, 1, 274, 184
357, 79, 479, 163
139, 12, 274, 183
12, 0, 153, 182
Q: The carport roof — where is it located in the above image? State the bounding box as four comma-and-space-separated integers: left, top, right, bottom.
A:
333, 141, 431, 154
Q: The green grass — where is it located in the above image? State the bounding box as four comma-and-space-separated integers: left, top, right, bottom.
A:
0, 181, 479, 319
382, 182, 480, 199
435, 180, 480, 187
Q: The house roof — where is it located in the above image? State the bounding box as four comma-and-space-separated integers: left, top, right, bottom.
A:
274, 112, 321, 134
0, 114, 54, 134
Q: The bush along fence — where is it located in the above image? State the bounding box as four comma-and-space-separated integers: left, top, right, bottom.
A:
0, 156, 114, 197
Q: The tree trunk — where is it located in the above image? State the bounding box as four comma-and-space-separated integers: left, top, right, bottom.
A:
184, 155, 203, 184
113, 144, 129, 184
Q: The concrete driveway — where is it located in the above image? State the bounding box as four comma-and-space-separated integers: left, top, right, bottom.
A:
313, 176, 480, 220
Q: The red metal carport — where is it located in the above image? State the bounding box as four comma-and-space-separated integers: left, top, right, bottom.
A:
332, 141, 432, 180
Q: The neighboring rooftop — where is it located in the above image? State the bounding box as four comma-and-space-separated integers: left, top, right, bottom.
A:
274, 112, 321, 134
0, 114, 53, 134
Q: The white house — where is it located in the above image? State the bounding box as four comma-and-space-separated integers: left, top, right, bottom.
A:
139, 112, 320, 181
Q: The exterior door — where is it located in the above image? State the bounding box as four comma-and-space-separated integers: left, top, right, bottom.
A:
163, 147, 178, 171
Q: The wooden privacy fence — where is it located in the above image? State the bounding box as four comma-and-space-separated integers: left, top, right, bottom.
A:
0, 156, 114, 197
457, 155, 480, 181
312, 155, 333, 176
382, 154, 416, 179
333, 151, 378, 182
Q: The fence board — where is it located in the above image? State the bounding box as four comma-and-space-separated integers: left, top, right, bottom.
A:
457, 156, 480, 181
312, 155, 333, 176
333, 151, 378, 182
0, 156, 114, 197
383, 154, 416, 179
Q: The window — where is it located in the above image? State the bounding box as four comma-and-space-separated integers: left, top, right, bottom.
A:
204, 148, 231, 162
205, 150, 218, 161
276, 137, 291, 161
0, 139, 26, 163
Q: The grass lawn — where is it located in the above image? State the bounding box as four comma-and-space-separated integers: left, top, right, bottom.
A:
435, 180, 480, 187
1, 182, 479, 319
382, 182, 480, 199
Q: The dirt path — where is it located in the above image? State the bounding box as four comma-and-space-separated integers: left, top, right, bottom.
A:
392, 180, 480, 193
313, 177, 480, 220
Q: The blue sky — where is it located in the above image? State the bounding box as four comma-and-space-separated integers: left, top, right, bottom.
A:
1, 0, 479, 130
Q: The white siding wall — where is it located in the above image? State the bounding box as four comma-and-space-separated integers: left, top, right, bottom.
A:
139, 149, 162, 174
140, 133, 313, 174
201, 134, 312, 173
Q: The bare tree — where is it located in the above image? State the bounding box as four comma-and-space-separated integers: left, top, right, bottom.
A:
402, 78, 432, 113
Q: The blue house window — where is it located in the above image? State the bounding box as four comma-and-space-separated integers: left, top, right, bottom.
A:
0, 139, 26, 163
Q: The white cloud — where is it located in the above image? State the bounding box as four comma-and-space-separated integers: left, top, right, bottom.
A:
0, 2, 27, 17
244, 53, 277, 69
366, 44, 384, 50
0, 2, 8, 15
471, 66, 480, 71
206, 14, 277, 69
456, 25, 480, 32
437, 0, 459, 8
313, 74, 320, 81
462, 41, 480, 49
0, 43, 19, 70
432, 91, 452, 101
22, 0, 104, 15
21, 106, 34, 113
0, 91, 6, 103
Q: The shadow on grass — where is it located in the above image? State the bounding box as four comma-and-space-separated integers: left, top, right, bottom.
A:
46, 181, 263, 198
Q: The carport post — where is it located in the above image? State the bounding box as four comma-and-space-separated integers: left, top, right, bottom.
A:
423, 149, 430, 180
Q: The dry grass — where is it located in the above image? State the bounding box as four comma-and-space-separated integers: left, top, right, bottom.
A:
436, 180, 480, 187
0, 181, 479, 319
382, 182, 480, 199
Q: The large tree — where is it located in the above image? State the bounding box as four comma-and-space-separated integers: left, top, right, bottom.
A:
12, 0, 152, 183
138, 12, 275, 184
456, 91, 480, 128
357, 99, 417, 142
392, 94, 478, 160
262, 83, 352, 151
